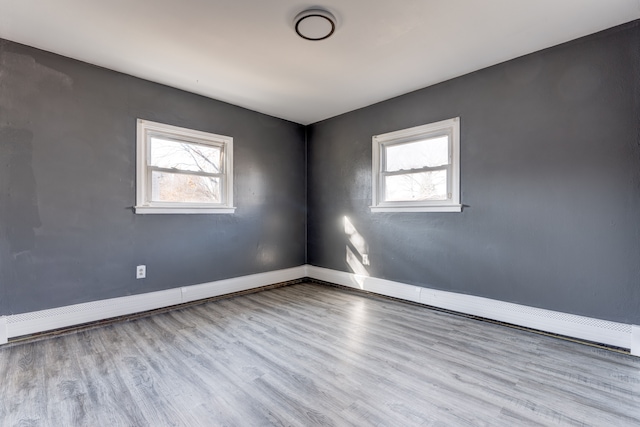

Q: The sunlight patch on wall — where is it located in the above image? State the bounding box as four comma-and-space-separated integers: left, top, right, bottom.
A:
344, 216, 369, 289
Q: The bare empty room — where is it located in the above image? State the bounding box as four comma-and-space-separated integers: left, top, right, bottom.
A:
1, 1, 639, 426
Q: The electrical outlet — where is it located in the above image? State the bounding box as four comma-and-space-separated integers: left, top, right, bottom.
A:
362, 254, 370, 265
136, 265, 146, 279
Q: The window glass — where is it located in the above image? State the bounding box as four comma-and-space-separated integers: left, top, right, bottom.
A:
151, 171, 221, 203
385, 136, 449, 172
150, 137, 221, 173
371, 117, 460, 212
384, 170, 448, 201
136, 119, 234, 214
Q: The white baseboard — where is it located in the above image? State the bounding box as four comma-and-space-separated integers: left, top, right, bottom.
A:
305, 265, 637, 353
305, 265, 422, 303
6, 288, 183, 339
4, 266, 306, 341
0, 317, 7, 345
182, 266, 304, 303
632, 326, 640, 357
3, 264, 638, 357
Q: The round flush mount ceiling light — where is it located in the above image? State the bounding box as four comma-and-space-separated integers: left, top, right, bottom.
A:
294, 9, 336, 41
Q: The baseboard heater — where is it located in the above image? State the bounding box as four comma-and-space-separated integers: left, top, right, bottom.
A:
1, 265, 638, 357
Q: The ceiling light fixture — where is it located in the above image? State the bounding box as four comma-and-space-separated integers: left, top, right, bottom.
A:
294, 9, 336, 41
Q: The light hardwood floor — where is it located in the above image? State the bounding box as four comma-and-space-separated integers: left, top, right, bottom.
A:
1, 283, 639, 426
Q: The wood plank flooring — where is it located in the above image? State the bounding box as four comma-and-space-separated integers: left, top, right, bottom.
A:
1, 283, 639, 426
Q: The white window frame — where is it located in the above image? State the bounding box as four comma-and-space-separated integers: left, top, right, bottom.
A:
371, 117, 461, 213
135, 119, 235, 214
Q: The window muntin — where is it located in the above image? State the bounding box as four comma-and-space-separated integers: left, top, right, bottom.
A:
372, 117, 461, 212
136, 119, 235, 214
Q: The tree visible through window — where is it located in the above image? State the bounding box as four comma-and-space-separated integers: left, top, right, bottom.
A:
383, 135, 449, 201
150, 137, 222, 203
371, 118, 461, 212
135, 120, 234, 214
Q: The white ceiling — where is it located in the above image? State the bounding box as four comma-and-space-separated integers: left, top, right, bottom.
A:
1, 1, 638, 125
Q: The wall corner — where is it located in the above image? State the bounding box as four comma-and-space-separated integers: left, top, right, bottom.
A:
302, 264, 310, 278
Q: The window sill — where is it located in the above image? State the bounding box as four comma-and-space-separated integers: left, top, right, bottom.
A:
370, 204, 462, 213
134, 206, 236, 214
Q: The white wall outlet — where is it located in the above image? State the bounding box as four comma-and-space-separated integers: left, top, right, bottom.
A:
136, 265, 146, 279
362, 254, 370, 265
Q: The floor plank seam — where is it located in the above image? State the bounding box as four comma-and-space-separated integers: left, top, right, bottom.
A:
2, 281, 639, 426
304, 277, 631, 355
3, 276, 631, 356
3, 278, 306, 348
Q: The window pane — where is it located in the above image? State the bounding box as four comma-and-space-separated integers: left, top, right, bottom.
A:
385, 136, 449, 172
384, 170, 447, 201
151, 171, 221, 203
150, 137, 221, 173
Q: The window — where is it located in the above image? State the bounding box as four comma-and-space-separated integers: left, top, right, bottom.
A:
135, 119, 235, 214
371, 117, 461, 212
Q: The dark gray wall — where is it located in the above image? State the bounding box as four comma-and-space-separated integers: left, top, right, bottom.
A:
307, 21, 640, 324
2, 21, 639, 325
0, 39, 306, 315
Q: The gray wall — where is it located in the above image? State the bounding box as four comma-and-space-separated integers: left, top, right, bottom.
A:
307, 21, 640, 324
2, 20, 639, 325
0, 39, 306, 315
